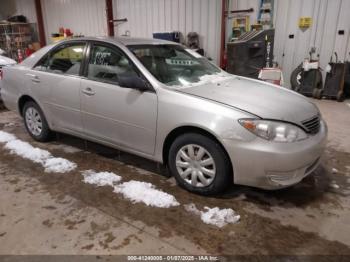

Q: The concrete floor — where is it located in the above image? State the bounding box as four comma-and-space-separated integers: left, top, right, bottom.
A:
0, 99, 350, 256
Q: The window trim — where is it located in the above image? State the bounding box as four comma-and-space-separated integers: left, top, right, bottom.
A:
32, 40, 88, 77
83, 40, 154, 92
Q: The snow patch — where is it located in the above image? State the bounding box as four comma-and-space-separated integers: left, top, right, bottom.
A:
184, 203, 202, 216
198, 73, 232, 84
0, 131, 76, 173
0, 131, 17, 143
82, 170, 122, 187
48, 144, 82, 154
44, 158, 77, 173
5, 139, 51, 164
174, 73, 233, 88
330, 181, 340, 189
184, 203, 240, 228
114, 180, 180, 208
4, 122, 15, 127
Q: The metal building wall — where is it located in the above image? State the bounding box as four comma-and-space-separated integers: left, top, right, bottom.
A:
231, 0, 350, 87
113, 0, 223, 64
0, 0, 37, 23
274, 0, 350, 87
3, 0, 349, 86
41, 0, 107, 43
12, 0, 37, 23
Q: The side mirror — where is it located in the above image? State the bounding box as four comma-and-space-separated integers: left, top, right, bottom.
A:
118, 75, 150, 91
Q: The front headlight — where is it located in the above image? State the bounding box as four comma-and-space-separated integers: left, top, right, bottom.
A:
238, 119, 308, 142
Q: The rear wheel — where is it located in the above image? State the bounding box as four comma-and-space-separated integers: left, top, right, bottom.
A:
168, 133, 232, 195
23, 101, 52, 142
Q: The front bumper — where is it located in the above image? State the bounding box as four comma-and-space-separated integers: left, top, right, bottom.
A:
223, 120, 328, 190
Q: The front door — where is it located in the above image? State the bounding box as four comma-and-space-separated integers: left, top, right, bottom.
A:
80, 43, 157, 155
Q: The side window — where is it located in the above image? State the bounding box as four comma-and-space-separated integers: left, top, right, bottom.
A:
34, 43, 85, 76
87, 44, 138, 84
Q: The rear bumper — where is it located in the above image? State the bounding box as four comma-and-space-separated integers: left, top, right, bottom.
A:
223, 120, 328, 190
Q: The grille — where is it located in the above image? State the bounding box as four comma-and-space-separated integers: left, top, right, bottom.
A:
301, 115, 320, 134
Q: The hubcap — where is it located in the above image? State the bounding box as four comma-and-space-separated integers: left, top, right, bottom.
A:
25, 107, 43, 136
175, 144, 216, 187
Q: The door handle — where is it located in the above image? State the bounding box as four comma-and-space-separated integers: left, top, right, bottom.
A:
25, 73, 40, 83
82, 87, 95, 96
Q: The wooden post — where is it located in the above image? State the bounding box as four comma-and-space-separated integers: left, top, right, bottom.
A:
34, 0, 46, 47
105, 0, 114, 37
220, 0, 227, 68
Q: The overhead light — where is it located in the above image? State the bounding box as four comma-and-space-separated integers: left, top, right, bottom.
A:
72, 47, 83, 53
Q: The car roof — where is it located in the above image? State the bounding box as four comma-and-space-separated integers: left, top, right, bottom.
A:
62, 36, 180, 46
19, 36, 182, 68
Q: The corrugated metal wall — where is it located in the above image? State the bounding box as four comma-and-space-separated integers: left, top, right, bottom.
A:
273, 0, 350, 87
230, 0, 350, 87
3, 0, 350, 87
41, 0, 107, 43
0, 0, 37, 23
113, 0, 223, 64
12, 0, 37, 23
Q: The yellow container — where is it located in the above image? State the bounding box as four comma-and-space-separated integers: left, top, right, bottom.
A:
299, 17, 312, 28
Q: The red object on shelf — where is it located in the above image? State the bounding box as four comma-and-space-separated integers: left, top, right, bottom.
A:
64, 28, 73, 37
17, 49, 23, 63
25, 48, 34, 57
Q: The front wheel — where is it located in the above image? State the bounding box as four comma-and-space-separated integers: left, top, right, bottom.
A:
23, 101, 52, 142
168, 133, 232, 195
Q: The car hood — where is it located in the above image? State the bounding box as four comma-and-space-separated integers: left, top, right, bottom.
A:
177, 76, 319, 125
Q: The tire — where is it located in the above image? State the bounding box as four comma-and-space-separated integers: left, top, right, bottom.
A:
290, 64, 303, 91
312, 88, 323, 99
314, 68, 323, 91
168, 133, 232, 195
336, 91, 344, 102
23, 101, 52, 142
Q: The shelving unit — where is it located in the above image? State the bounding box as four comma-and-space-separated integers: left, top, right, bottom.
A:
258, 0, 274, 29
0, 22, 38, 61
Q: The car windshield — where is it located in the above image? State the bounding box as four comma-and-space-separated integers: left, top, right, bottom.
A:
128, 44, 227, 87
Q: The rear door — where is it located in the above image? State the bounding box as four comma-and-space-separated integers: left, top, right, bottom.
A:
31, 42, 86, 133
80, 42, 158, 155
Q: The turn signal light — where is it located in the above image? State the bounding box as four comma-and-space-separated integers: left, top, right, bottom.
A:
242, 120, 256, 130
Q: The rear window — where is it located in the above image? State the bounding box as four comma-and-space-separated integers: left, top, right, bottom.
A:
34, 43, 85, 76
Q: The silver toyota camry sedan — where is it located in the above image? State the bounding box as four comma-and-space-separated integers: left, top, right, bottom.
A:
0, 37, 327, 195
